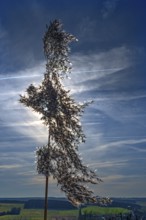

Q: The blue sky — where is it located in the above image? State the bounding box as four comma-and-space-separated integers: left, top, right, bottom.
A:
0, 0, 146, 198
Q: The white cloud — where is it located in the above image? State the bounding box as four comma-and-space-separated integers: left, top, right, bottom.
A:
0, 41, 145, 197
0, 164, 22, 169
89, 159, 128, 169
28, 175, 57, 186
72, 46, 132, 80
90, 138, 146, 152
1, 46, 133, 148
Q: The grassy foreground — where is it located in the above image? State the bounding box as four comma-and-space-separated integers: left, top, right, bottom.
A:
0, 203, 130, 220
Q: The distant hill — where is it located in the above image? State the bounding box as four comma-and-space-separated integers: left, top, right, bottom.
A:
0, 197, 75, 210
23, 198, 77, 210
106, 198, 141, 210
0, 197, 146, 211
0, 198, 27, 203
0, 197, 77, 210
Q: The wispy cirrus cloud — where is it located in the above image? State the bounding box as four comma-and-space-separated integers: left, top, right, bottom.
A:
0, 21, 145, 198
0, 164, 22, 169
101, 0, 120, 19
0, 0, 146, 198
64, 46, 135, 101
93, 138, 146, 152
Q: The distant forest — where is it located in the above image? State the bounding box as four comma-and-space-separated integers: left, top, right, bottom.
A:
24, 198, 77, 210
0, 197, 145, 211
0, 207, 21, 216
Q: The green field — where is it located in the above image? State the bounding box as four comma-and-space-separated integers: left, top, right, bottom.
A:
0, 203, 78, 220
0, 203, 23, 212
82, 206, 130, 215
0, 203, 130, 220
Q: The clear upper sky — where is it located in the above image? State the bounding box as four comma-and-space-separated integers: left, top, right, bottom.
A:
0, 0, 146, 198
